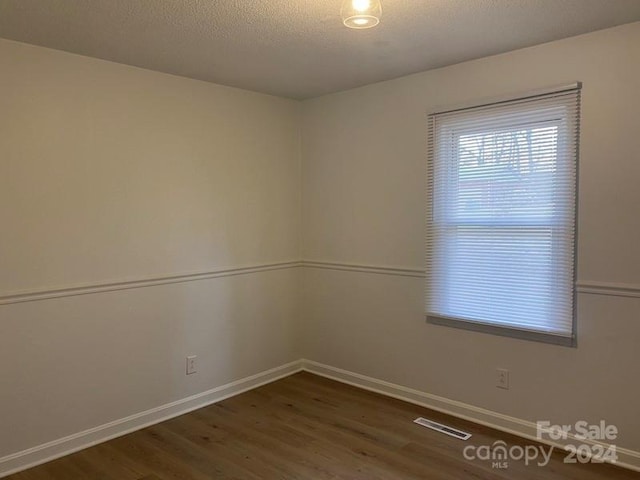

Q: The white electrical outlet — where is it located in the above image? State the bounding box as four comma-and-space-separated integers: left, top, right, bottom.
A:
186, 355, 197, 375
496, 368, 509, 389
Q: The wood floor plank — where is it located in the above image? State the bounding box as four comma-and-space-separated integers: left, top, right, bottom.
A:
7, 372, 638, 480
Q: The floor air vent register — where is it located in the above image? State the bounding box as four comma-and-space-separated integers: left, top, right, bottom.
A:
413, 417, 472, 440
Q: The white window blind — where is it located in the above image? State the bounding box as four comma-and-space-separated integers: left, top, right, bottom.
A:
426, 85, 581, 346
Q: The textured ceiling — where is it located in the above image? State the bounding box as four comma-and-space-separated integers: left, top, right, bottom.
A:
1, 1, 639, 99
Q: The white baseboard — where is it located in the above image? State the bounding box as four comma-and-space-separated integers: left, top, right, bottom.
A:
0, 360, 304, 478
300, 359, 640, 473
3, 358, 638, 477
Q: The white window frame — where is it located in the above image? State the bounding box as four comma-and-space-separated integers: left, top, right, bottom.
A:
426, 84, 581, 347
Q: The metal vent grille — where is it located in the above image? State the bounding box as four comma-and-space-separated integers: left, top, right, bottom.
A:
413, 417, 472, 440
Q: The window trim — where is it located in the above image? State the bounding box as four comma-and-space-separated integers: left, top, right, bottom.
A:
429, 82, 581, 117
426, 83, 581, 347
427, 314, 576, 347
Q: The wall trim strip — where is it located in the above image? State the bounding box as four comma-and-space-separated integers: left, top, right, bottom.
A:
300, 359, 640, 472
0, 360, 304, 478
301, 260, 425, 278
301, 261, 640, 298
2, 261, 637, 306
576, 281, 640, 298
0, 261, 300, 306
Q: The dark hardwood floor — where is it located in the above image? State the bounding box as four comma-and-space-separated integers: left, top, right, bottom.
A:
9, 372, 637, 479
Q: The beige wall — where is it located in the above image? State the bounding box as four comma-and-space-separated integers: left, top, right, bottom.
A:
301, 22, 640, 451
0, 39, 301, 457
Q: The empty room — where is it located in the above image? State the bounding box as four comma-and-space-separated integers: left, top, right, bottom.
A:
1, 1, 639, 479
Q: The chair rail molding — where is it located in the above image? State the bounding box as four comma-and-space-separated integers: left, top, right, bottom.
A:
300, 260, 640, 298
2, 259, 637, 306
0, 261, 301, 306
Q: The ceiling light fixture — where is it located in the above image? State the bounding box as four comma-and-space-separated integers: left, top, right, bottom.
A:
341, 0, 382, 29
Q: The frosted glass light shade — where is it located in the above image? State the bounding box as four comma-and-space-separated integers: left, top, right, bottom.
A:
341, 0, 382, 29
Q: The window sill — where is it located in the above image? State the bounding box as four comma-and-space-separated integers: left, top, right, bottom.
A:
426, 314, 576, 347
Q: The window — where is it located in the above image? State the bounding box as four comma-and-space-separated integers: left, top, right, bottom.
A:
426, 85, 581, 346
